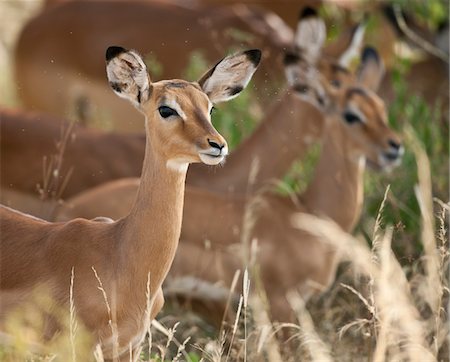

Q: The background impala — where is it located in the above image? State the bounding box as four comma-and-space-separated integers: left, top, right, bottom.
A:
0, 0, 448, 361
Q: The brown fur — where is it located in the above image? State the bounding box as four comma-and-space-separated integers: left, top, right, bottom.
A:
0, 109, 145, 201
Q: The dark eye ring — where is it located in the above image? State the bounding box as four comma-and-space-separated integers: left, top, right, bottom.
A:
158, 106, 179, 118
343, 112, 361, 124
330, 79, 341, 88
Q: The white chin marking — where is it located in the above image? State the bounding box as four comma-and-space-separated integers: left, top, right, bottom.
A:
166, 159, 189, 173
199, 153, 225, 165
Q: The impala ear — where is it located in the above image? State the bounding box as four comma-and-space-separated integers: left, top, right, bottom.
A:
198, 49, 261, 103
357, 46, 385, 91
105, 46, 152, 109
338, 21, 366, 67
293, 7, 326, 64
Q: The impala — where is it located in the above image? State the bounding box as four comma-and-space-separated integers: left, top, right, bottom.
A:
0, 47, 260, 359
57, 45, 403, 325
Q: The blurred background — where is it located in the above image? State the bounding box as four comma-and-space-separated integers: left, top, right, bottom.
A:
0, 0, 448, 360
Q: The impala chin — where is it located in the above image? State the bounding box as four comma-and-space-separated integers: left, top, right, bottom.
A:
198, 152, 226, 165
198, 144, 228, 165
368, 151, 403, 172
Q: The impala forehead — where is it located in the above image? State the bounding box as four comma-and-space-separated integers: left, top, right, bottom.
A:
153, 80, 212, 118
345, 88, 387, 124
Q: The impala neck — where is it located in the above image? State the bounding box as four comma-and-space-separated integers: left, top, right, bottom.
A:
187, 89, 325, 193
119, 121, 187, 290
301, 117, 365, 232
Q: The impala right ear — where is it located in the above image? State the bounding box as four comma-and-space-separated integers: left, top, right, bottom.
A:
106, 46, 152, 109
293, 7, 326, 64
198, 49, 261, 104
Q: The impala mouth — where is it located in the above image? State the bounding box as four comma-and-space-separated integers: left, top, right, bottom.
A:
198, 147, 228, 165
368, 149, 403, 172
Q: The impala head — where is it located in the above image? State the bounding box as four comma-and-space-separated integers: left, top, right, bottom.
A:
337, 47, 403, 171
283, 7, 365, 110
106, 46, 261, 168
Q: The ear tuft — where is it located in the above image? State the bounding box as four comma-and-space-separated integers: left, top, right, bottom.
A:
106, 46, 127, 62
299, 6, 317, 20
361, 46, 380, 65
244, 49, 262, 67
110, 82, 123, 93
229, 85, 244, 96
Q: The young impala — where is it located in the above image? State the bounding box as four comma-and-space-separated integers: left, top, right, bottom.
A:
0, 47, 260, 359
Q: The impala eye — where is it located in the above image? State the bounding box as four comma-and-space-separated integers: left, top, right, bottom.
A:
158, 106, 178, 118
330, 79, 341, 88
343, 111, 362, 124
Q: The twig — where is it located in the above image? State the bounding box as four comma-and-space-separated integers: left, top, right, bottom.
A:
393, 4, 449, 63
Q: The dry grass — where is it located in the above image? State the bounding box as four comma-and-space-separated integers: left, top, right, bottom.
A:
3, 137, 446, 361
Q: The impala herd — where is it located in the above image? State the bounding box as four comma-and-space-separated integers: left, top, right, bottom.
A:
1, 1, 434, 359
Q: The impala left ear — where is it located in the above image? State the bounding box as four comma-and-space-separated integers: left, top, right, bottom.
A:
357, 46, 385, 91
198, 49, 261, 103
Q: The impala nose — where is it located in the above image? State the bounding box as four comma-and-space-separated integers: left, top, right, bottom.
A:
388, 139, 401, 150
208, 139, 226, 151
384, 139, 404, 161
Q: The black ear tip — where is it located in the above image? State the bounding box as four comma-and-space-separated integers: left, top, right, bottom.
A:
106, 46, 126, 61
245, 49, 262, 67
361, 46, 380, 63
299, 6, 317, 20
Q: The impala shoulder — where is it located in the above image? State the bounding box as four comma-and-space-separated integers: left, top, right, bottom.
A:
54, 217, 113, 239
